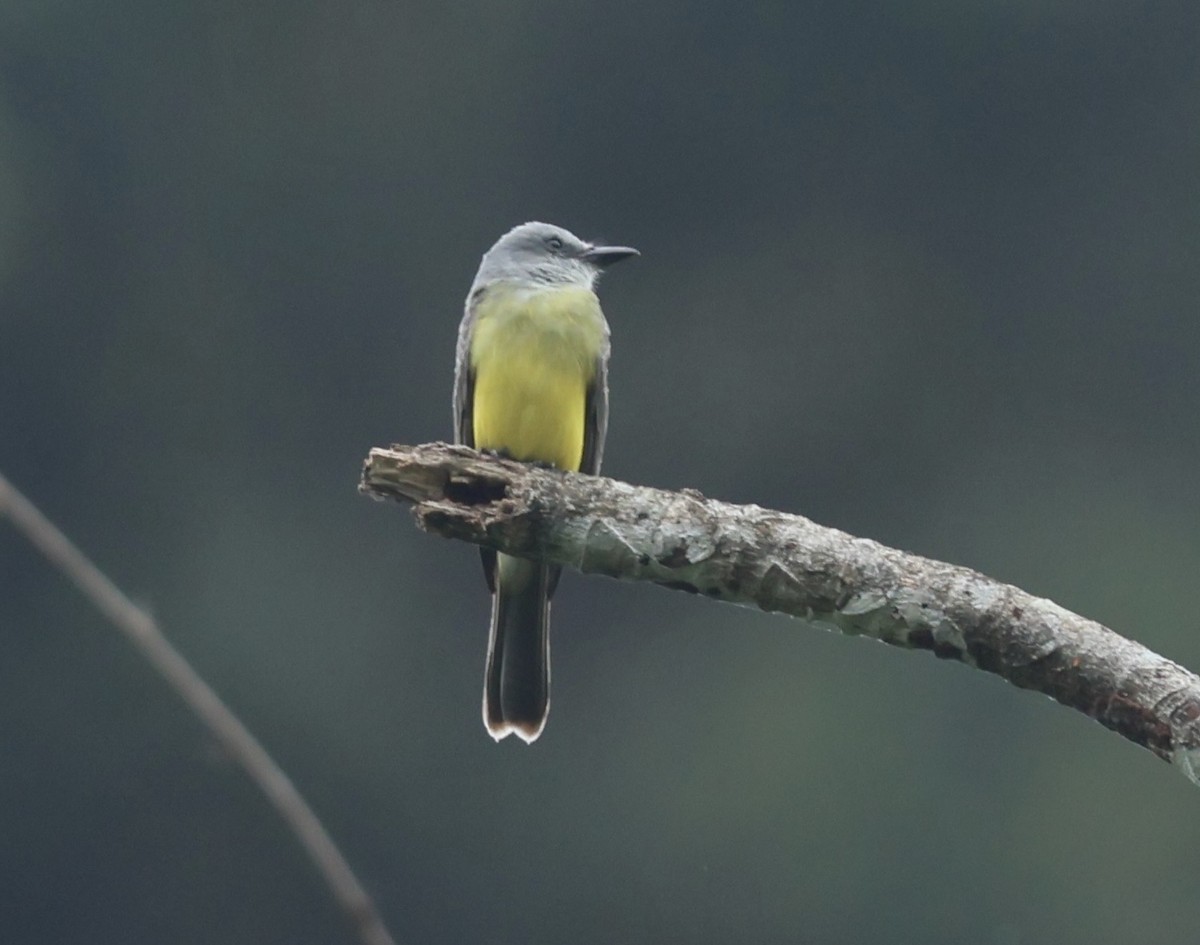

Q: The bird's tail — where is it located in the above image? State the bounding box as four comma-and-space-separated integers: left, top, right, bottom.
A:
483, 554, 553, 743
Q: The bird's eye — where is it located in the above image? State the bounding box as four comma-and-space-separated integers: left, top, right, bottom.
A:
546, 236, 564, 251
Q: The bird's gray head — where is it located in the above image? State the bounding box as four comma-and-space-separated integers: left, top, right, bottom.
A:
470, 221, 638, 293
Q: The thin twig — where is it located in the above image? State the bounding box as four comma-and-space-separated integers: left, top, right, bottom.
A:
0, 471, 398, 945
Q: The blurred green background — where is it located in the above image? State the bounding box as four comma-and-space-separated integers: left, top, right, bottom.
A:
2, 1, 1200, 943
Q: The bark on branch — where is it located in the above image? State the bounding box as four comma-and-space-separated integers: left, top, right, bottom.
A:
361, 442, 1200, 787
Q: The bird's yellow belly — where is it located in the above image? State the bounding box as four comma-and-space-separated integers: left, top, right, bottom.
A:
472, 356, 587, 472
469, 288, 601, 473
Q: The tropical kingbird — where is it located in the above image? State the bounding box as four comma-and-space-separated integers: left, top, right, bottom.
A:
453, 222, 637, 743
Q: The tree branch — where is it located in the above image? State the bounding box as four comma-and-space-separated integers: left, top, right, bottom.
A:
361, 442, 1200, 788
0, 472, 399, 945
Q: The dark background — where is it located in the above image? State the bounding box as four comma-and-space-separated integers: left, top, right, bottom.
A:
3, 2, 1200, 943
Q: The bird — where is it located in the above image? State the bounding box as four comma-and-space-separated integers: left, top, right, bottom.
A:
453, 222, 638, 742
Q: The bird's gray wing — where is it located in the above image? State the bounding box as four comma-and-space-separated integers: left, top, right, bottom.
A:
580, 351, 609, 476
455, 294, 496, 590
453, 295, 478, 448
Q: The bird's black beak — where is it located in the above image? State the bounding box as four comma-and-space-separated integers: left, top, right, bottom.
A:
579, 244, 639, 268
